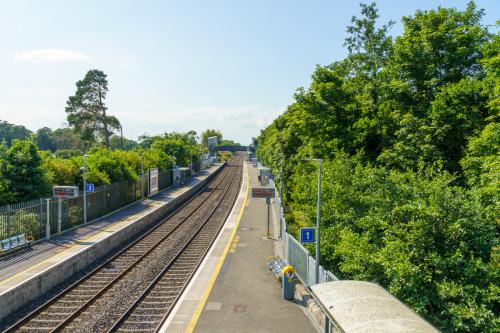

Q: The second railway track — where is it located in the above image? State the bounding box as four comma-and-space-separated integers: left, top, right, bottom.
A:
5, 155, 243, 333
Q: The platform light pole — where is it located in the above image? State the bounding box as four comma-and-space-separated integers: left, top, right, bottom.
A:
120, 124, 124, 150
303, 158, 322, 284
279, 160, 284, 202
279, 159, 284, 239
140, 153, 145, 200
82, 154, 90, 224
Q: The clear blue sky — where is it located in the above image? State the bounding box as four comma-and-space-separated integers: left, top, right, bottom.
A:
0, 1, 498, 144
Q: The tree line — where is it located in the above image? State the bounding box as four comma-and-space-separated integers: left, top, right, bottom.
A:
257, 2, 498, 332
0, 68, 237, 205
0, 130, 203, 205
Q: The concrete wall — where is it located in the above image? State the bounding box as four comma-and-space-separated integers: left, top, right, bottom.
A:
0, 165, 223, 322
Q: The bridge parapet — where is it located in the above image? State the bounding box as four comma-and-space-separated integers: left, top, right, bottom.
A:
208, 145, 252, 152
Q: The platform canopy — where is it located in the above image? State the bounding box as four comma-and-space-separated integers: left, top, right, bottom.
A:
310, 280, 438, 333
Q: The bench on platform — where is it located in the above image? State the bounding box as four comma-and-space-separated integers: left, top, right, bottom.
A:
267, 256, 286, 280
266, 256, 296, 300
0, 234, 33, 257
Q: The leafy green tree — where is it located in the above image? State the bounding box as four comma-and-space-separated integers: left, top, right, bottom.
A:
43, 156, 79, 186
138, 133, 157, 148
288, 153, 498, 332
388, 2, 488, 113
377, 114, 443, 170
65, 70, 121, 148
143, 148, 174, 171
0, 140, 49, 203
201, 129, 222, 147
0, 120, 31, 147
84, 148, 137, 183
461, 122, 500, 211
256, 3, 499, 332
55, 149, 82, 159
35, 127, 56, 151
110, 149, 174, 175
51, 127, 84, 151
109, 135, 138, 151
481, 24, 500, 117
429, 78, 492, 172
0, 143, 12, 204
151, 131, 200, 167
218, 139, 241, 146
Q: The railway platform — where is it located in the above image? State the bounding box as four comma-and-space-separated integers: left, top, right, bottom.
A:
0, 164, 222, 324
162, 160, 316, 333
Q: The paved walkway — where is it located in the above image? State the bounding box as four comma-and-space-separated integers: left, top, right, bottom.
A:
0, 165, 220, 285
188, 162, 315, 333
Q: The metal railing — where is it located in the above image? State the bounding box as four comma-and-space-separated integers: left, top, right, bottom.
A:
0, 167, 185, 242
270, 179, 338, 287
0, 198, 47, 242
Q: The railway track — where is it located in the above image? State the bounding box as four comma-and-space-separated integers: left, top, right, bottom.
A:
5, 155, 243, 333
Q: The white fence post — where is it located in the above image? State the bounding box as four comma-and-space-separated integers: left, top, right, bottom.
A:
57, 198, 62, 234
6, 204, 11, 239
306, 250, 310, 286
45, 199, 51, 241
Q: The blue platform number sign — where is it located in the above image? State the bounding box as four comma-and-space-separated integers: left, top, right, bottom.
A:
269, 173, 275, 181
85, 183, 95, 193
300, 228, 315, 244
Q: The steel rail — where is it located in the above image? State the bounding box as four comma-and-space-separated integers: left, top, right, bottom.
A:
108, 156, 243, 333
48, 164, 236, 333
151, 158, 243, 332
4, 164, 230, 333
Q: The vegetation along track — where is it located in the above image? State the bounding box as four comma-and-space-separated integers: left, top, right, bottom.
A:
5, 154, 243, 333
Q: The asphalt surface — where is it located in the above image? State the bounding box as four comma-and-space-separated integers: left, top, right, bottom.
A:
193, 163, 316, 333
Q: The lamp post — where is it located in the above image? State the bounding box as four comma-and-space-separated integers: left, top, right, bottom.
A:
279, 159, 284, 239
141, 153, 145, 200
120, 124, 124, 150
82, 154, 90, 224
279, 160, 284, 203
190, 152, 193, 175
303, 158, 322, 284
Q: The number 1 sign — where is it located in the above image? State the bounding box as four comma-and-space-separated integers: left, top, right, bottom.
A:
300, 228, 315, 243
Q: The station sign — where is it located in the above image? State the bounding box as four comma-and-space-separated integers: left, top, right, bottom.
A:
207, 136, 218, 147
85, 183, 95, 193
300, 228, 315, 243
53, 186, 79, 199
251, 187, 275, 198
149, 168, 159, 195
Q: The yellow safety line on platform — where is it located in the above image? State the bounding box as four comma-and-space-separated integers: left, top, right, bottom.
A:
185, 165, 249, 333
0, 215, 140, 288
0, 171, 213, 289
229, 235, 240, 253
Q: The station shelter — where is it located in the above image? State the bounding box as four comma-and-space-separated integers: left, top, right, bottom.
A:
310, 281, 438, 333
173, 166, 191, 186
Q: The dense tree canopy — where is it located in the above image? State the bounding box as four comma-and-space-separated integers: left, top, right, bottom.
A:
150, 131, 201, 167
0, 140, 49, 203
0, 128, 219, 204
257, 3, 498, 332
0, 120, 31, 146
33, 127, 86, 153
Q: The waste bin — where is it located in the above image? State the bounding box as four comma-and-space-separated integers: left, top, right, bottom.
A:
266, 257, 296, 301
281, 265, 296, 300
